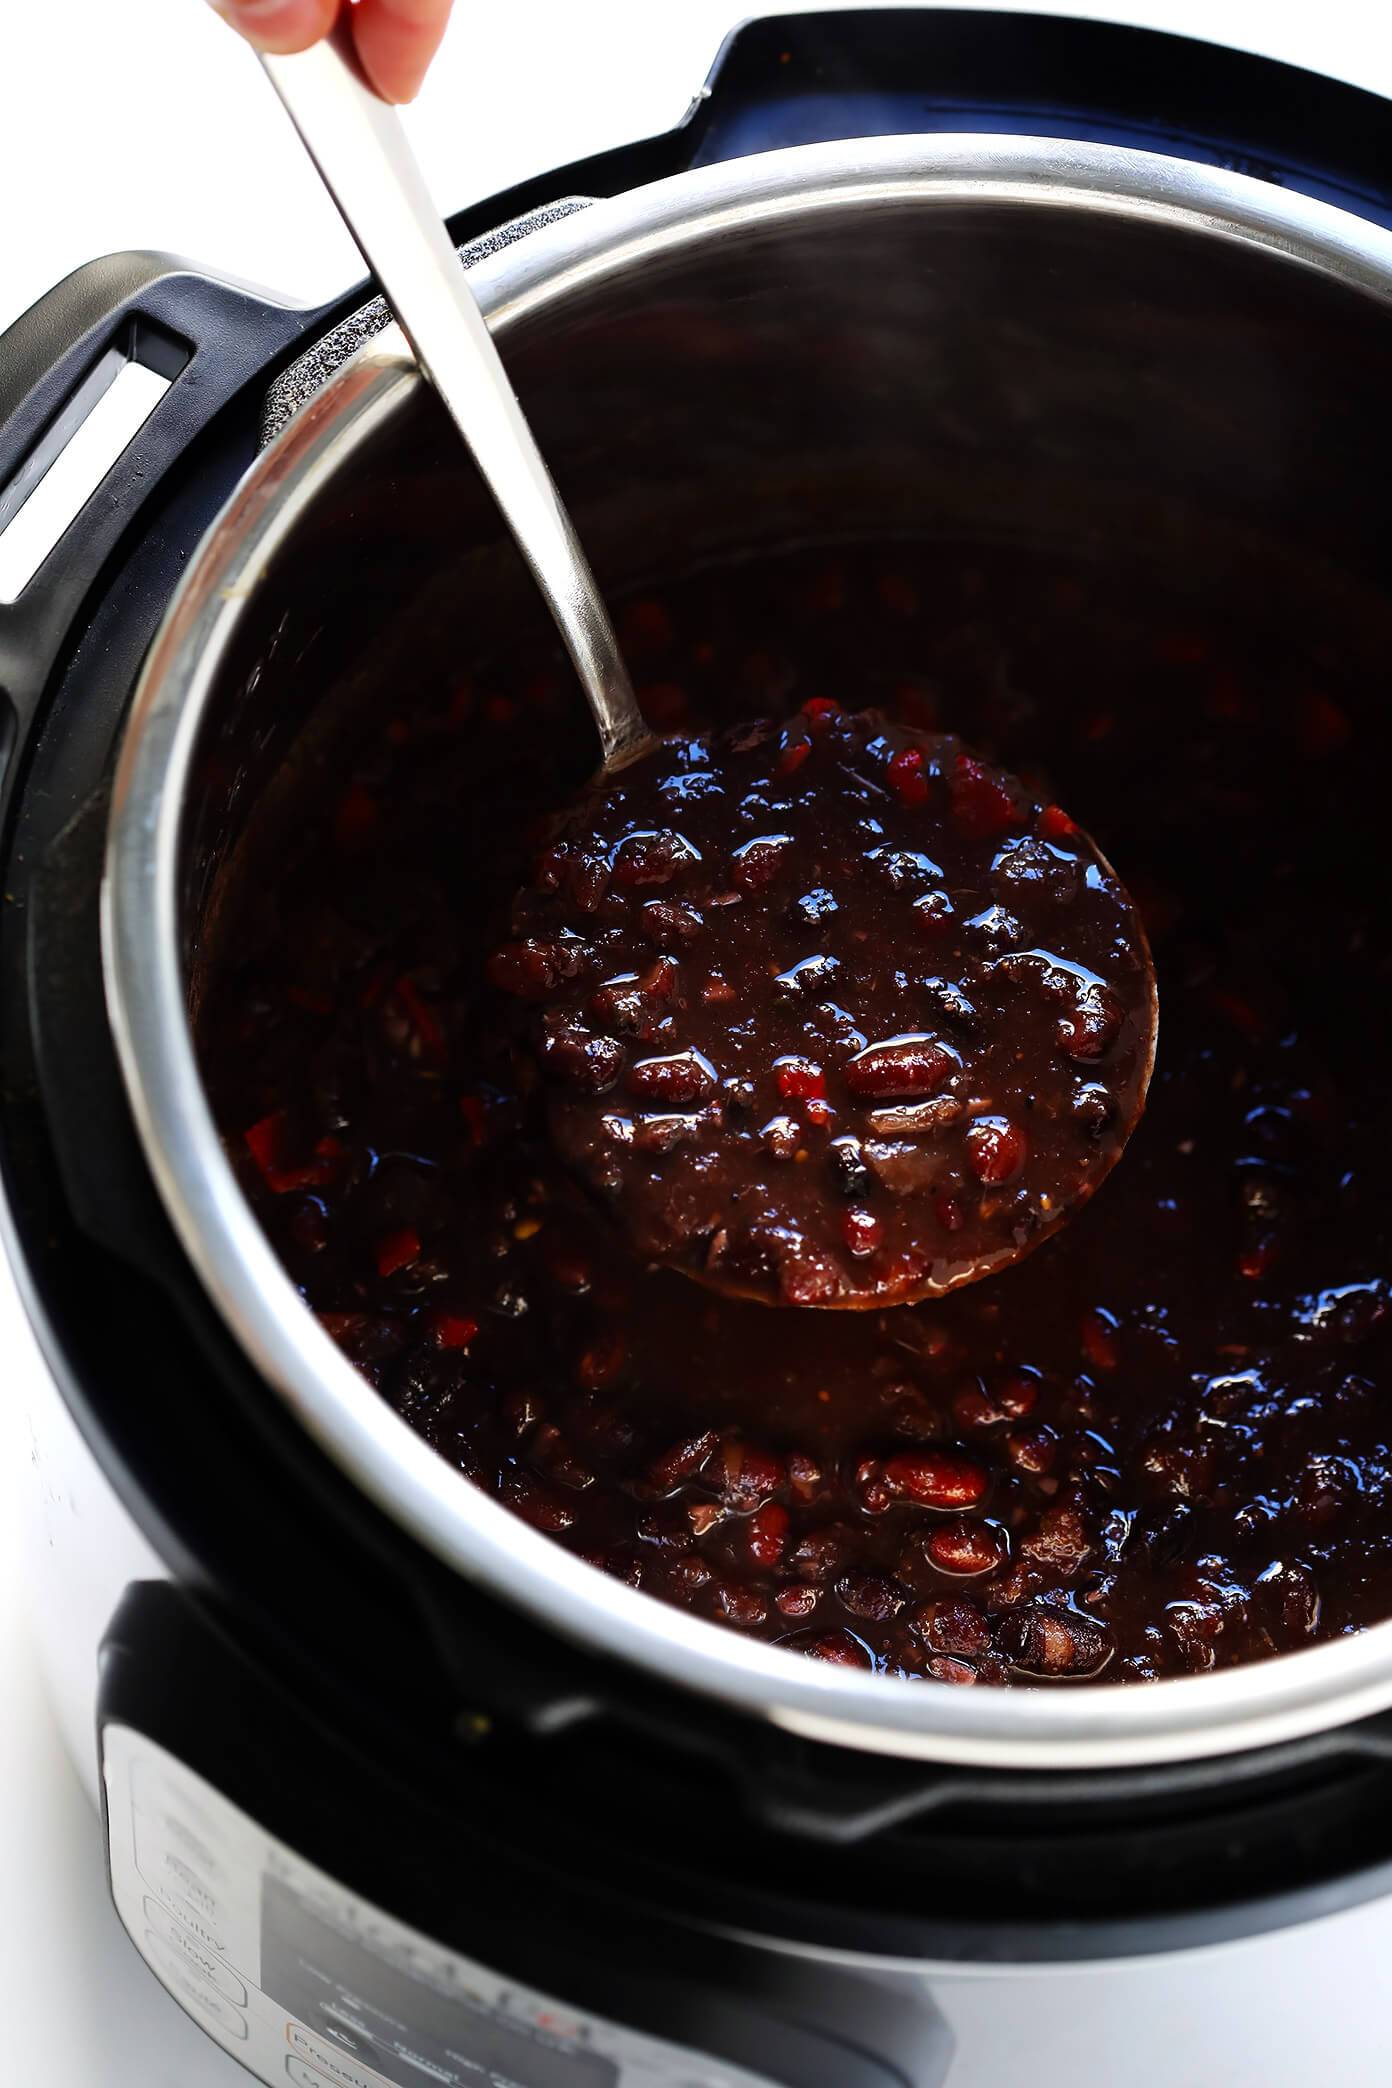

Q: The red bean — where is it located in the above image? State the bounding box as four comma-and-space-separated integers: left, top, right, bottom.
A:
837, 1573, 906, 1621
646, 1429, 718, 1492
541, 1027, 625, 1093
788, 1524, 855, 1582
883, 1450, 989, 1510
913, 892, 954, 938
637, 1508, 694, 1555
714, 1440, 785, 1506
487, 938, 591, 1001
927, 1518, 1007, 1576
610, 828, 698, 890
927, 1654, 979, 1684
966, 1117, 1028, 1184
733, 834, 793, 890
626, 1050, 716, 1106
668, 1556, 713, 1597
746, 1503, 790, 1569
998, 1604, 1113, 1677
501, 1472, 576, 1533
916, 1598, 992, 1655
1058, 983, 1124, 1061
801, 1631, 873, 1668
574, 1329, 627, 1391
1006, 1426, 1058, 1476
712, 1582, 769, 1628
844, 1036, 956, 1099
640, 899, 704, 948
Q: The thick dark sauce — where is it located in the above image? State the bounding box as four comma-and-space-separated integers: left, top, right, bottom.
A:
199, 542, 1392, 1685
488, 710, 1155, 1310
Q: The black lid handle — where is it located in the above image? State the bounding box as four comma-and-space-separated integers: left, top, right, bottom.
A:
0, 255, 308, 739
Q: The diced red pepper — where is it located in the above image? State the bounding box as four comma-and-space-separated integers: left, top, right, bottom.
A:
775, 728, 812, 776
375, 1226, 421, 1278
950, 753, 1018, 839
431, 1311, 479, 1350
245, 1113, 344, 1194
244, 1110, 291, 1180
841, 1209, 882, 1255
1037, 803, 1077, 841
887, 745, 929, 807
800, 697, 842, 723
776, 1057, 825, 1102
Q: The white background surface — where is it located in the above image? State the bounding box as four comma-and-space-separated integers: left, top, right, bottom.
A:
6, 2, 1392, 2083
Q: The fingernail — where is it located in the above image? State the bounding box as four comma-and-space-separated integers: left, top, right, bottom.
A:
218, 0, 297, 17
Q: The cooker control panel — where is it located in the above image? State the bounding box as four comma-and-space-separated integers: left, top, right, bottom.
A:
103, 1724, 775, 2088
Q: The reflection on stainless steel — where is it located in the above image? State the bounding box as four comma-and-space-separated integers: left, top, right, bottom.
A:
104, 135, 1392, 1769
260, 23, 651, 774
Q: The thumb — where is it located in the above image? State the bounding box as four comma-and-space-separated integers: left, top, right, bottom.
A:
209, 0, 342, 55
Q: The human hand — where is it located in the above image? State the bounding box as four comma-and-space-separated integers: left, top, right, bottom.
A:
211, 1, 455, 105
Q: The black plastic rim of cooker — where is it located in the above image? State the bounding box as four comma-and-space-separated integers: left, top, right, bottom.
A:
7, 11, 1392, 1977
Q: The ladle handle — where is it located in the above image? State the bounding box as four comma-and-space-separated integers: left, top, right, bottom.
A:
259, 24, 652, 773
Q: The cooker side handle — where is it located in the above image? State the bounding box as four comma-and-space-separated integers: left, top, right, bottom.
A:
0, 254, 310, 744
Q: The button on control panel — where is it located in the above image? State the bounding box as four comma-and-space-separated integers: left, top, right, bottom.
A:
103, 1725, 779, 2088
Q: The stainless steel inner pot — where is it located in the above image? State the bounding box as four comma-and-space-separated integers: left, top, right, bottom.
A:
103, 135, 1392, 1771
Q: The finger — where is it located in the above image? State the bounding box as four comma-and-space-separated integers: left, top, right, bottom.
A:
350, 0, 456, 104
210, 0, 341, 56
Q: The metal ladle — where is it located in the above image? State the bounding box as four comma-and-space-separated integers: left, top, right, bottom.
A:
260, 23, 656, 777
258, 37, 1159, 1310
